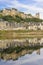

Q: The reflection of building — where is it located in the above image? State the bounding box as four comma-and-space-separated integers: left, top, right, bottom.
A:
0, 47, 41, 61
36, 49, 40, 55
0, 49, 33, 60
0, 39, 26, 49
0, 38, 43, 49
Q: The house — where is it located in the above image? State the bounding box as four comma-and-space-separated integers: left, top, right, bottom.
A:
27, 22, 43, 30
39, 22, 43, 30
0, 19, 43, 30
0, 19, 8, 30
0, 19, 14, 30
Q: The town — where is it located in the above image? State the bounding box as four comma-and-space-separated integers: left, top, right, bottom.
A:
0, 19, 43, 30
0, 8, 43, 30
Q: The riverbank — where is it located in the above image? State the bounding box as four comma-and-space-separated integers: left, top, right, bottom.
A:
0, 30, 43, 39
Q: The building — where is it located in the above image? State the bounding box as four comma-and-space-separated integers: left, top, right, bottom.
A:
2, 8, 18, 16
0, 8, 40, 19
35, 13, 40, 18
0, 18, 43, 30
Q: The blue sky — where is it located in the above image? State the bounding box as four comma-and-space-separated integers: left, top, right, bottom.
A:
0, 0, 43, 19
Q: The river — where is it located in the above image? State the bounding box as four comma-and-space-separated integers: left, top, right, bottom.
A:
0, 38, 43, 65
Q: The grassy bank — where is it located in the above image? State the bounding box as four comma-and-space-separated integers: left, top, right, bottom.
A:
0, 30, 43, 39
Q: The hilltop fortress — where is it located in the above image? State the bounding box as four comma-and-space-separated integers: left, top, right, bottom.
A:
0, 8, 40, 19
0, 8, 43, 30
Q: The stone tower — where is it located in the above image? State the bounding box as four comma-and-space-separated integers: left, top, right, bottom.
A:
35, 13, 40, 18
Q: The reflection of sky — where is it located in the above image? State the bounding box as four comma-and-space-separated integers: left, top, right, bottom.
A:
0, 48, 43, 65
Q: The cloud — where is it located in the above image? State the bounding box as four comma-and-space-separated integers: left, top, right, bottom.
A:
34, 0, 43, 2
0, 0, 43, 19
6, 0, 43, 12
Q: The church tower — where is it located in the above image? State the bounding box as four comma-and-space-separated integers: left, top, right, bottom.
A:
35, 13, 40, 18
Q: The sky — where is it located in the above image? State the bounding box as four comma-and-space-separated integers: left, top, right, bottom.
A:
0, 0, 43, 19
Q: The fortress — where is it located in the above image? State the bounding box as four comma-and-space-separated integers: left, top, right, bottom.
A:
0, 8, 42, 30
0, 8, 40, 19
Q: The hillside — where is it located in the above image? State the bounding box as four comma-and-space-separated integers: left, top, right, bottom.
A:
0, 15, 43, 23
0, 8, 43, 22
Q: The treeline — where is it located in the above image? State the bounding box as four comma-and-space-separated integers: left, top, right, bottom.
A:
0, 14, 43, 22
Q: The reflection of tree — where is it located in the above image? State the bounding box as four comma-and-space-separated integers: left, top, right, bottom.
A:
36, 49, 40, 55
0, 46, 42, 60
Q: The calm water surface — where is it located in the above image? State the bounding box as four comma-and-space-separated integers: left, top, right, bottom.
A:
0, 38, 43, 65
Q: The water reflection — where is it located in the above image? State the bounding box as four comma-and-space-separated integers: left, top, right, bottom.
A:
0, 48, 41, 60
0, 48, 43, 65
0, 38, 43, 49
0, 38, 43, 65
